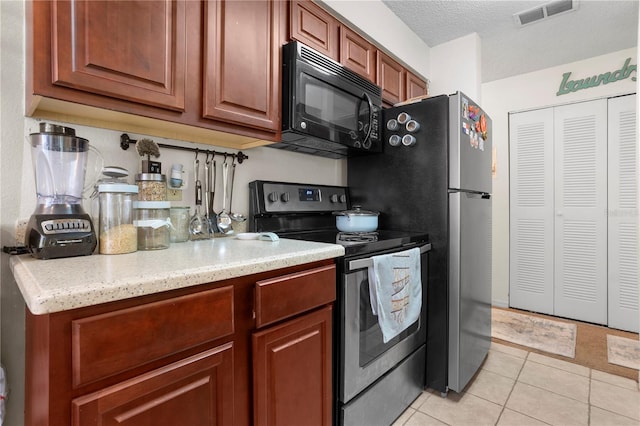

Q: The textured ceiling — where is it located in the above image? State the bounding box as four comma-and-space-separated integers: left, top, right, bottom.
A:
382, 0, 639, 82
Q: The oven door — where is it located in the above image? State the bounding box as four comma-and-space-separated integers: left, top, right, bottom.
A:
339, 243, 430, 403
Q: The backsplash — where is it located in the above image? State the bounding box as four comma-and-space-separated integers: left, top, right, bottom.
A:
18, 118, 347, 241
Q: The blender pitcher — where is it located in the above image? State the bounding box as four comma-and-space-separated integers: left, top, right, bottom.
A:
25, 123, 101, 259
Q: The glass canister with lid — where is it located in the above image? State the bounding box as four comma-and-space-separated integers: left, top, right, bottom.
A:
134, 201, 171, 250
136, 173, 167, 201
95, 167, 138, 254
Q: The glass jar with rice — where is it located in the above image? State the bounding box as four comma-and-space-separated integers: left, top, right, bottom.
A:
98, 183, 139, 254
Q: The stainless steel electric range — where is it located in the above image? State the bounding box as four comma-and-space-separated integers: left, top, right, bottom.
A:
249, 180, 431, 426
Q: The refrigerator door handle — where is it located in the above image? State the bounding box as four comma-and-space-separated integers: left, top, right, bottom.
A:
448, 189, 491, 199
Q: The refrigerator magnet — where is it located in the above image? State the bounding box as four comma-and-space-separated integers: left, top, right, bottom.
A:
479, 115, 488, 140
462, 98, 469, 119
468, 105, 479, 121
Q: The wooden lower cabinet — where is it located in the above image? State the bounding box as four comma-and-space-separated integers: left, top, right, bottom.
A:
71, 343, 234, 426
253, 306, 333, 426
24, 259, 336, 425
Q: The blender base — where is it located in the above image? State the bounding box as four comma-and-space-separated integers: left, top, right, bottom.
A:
25, 208, 97, 260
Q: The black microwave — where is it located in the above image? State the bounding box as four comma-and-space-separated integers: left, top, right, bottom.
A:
274, 41, 382, 159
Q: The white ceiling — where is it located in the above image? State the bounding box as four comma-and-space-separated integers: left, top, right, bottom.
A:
382, 0, 639, 82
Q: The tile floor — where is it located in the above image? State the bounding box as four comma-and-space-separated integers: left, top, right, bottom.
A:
393, 342, 640, 426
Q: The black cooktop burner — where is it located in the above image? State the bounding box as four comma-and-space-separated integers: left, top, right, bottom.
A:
337, 232, 379, 244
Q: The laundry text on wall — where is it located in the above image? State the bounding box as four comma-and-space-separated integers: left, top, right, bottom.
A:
556, 58, 636, 96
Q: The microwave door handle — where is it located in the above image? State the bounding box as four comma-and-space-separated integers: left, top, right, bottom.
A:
361, 92, 374, 149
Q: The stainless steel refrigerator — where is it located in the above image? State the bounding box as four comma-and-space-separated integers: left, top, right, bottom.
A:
348, 91, 492, 394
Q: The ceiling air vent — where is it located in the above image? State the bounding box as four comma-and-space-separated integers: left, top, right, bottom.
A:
515, 0, 578, 26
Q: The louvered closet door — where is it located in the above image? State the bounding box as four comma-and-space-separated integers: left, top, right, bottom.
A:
608, 94, 638, 332
553, 100, 608, 325
509, 108, 555, 314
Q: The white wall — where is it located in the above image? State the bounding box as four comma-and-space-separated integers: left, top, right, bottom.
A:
429, 33, 482, 102
1, 3, 29, 425
319, 0, 430, 79
482, 48, 638, 307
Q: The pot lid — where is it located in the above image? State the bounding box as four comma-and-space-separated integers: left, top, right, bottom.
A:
333, 205, 379, 216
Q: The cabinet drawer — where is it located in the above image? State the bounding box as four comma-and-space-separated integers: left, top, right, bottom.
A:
72, 343, 234, 426
72, 286, 234, 387
255, 265, 336, 328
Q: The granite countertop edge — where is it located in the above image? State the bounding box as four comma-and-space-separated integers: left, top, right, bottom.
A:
10, 238, 345, 315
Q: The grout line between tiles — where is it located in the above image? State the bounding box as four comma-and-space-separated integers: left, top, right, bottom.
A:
526, 356, 590, 378
494, 350, 530, 424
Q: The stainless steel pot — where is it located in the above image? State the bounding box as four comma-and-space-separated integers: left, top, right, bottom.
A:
333, 206, 379, 232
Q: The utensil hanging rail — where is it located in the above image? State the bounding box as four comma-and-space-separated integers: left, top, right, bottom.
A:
119, 133, 248, 163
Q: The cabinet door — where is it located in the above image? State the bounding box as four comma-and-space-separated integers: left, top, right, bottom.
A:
72, 343, 234, 426
289, 0, 339, 60
509, 108, 555, 315
554, 100, 608, 325
406, 71, 428, 99
52, 0, 186, 111
203, 0, 281, 132
377, 51, 405, 106
607, 94, 638, 332
340, 27, 375, 82
253, 306, 332, 426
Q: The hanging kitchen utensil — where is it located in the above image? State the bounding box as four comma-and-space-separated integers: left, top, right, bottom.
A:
228, 158, 246, 222
203, 156, 210, 232
216, 156, 233, 234
189, 155, 206, 238
207, 156, 217, 234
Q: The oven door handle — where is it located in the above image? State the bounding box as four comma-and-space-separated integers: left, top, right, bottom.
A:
348, 243, 431, 270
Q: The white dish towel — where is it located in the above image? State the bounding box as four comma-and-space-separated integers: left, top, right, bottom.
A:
368, 247, 422, 343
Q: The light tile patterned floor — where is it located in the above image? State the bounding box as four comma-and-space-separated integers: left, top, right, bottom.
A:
393, 342, 640, 426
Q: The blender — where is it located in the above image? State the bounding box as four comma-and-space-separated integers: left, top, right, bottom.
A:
24, 123, 99, 259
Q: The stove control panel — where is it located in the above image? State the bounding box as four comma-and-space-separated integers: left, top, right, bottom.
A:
251, 181, 349, 213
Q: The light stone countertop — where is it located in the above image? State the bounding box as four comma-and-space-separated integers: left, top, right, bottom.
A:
10, 237, 345, 315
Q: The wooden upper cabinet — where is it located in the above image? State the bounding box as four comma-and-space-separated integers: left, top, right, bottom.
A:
203, 0, 282, 132
406, 71, 428, 100
340, 27, 376, 82
51, 0, 186, 111
377, 51, 405, 106
289, 0, 339, 60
